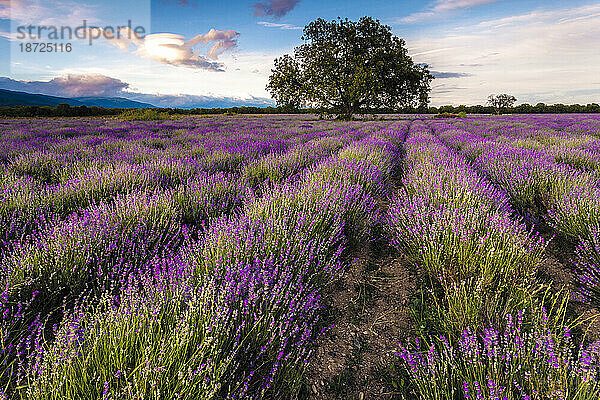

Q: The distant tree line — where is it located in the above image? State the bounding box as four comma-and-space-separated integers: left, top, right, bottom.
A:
0, 103, 298, 118
0, 104, 123, 118
0, 102, 599, 118
430, 103, 600, 115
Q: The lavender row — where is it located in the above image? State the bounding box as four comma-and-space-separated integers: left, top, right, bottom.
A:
0, 122, 374, 263
387, 121, 545, 333
431, 119, 600, 303
4, 122, 407, 398
391, 120, 600, 398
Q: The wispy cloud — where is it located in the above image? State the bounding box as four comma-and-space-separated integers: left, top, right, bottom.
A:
252, 0, 300, 18
399, 0, 498, 23
474, 4, 600, 28
433, 0, 497, 12
411, 47, 456, 57
406, 4, 600, 105
0, 0, 99, 26
432, 83, 468, 94
0, 74, 129, 97
103, 28, 239, 71
431, 71, 472, 78
161, 0, 196, 6
257, 21, 302, 30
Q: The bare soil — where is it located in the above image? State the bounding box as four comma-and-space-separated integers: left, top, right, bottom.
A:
541, 233, 600, 341
303, 241, 416, 400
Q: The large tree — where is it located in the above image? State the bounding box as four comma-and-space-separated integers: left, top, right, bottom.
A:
487, 93, 517, 114
267, 17, 433, 119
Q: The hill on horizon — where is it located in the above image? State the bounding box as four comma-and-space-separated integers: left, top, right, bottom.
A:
0, 89, 155, 109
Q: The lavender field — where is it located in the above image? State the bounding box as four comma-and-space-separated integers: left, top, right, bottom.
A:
2, 114, 600, 399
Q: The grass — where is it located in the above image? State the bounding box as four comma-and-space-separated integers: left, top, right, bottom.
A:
117, 109, 175, 121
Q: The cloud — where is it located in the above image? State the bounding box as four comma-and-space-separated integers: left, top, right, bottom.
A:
137, 33, 223, 69
124, 92, 274, 108
406, 4, 600, 105
161, 0, 196, 6
411, 47, 456, 57
188, 29, 240, 59
433, 0, 497, 12
51, 74, 129, 97
0, 74, 276, 107
252, 0, 300, 18
431, 71, 472, 78
0, 0, 99, 26
399, 0, 498, 23
0, 74, 129, 97
257, 21, 302, 30
0, 0, 10, 19
103, 28, 239, 70
432, 83, 468, 94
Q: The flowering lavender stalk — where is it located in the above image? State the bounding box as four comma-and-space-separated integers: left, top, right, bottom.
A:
575, 224, 600, 304
389, 122, 545, 332
397, 310, 600, 400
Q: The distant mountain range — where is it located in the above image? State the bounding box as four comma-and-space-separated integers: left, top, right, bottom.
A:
0, 88, 275, 109
74, 96, 155, 108
0, 89, 155, 108
0, 76, 276, 109
123, 93, 275, 109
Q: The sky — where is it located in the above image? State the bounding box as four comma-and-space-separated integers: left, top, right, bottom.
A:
0, 0, 599, 107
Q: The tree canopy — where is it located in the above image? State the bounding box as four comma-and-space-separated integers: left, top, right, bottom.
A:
266, 16, 434, 119
487, 94, 517, 114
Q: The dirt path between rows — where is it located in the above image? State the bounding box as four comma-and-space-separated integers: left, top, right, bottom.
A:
541, 233, 600, 341
303, 242, 415, 400
303, 176, 417, 400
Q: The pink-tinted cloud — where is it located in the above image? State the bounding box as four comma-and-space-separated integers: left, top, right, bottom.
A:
252, 0, 300, 18
50, 74, 129, 97
188, 29, 239, 60
0, 0, 99, 26
0, 0, 10, 19
0, 74, 129, 97
103, 28, 239, 70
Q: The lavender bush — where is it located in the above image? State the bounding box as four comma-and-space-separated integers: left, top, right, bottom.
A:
389, 123, 545, 333
575, 224, 600, 304
397, 309, 600, 400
